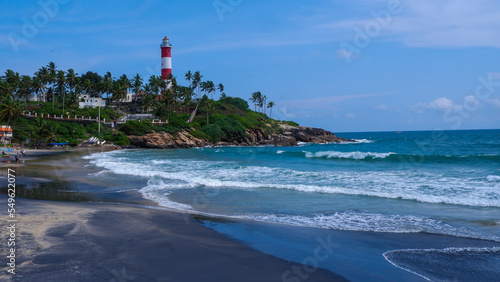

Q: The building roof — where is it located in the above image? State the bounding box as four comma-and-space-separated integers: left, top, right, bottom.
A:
0, 126, 13, 132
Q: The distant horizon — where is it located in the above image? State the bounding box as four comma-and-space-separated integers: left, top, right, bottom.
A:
335, 127, 500, 134
1, 0, 499, 132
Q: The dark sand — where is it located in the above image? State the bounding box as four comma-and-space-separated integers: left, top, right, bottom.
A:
1, 149, 347, 281
0, 199, 347, 281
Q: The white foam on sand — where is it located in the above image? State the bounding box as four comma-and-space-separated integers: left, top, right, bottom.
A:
241, 211, 500, 241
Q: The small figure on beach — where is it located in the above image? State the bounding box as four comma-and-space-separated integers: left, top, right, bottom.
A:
1, 151, 6, 156
21, 149, 26, 157
15, 153, 19, 164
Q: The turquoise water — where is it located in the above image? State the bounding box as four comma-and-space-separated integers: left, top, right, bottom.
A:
84, 129, 500, 280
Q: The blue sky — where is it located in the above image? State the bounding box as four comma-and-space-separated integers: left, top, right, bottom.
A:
1, 0, 499, 132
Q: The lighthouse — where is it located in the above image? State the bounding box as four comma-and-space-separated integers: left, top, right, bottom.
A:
160, 36, 172, 82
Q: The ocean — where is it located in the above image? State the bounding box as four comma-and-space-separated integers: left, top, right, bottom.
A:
82, 129, 500, 281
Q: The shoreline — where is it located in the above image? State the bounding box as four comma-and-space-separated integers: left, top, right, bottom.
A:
0, 148, 348, 281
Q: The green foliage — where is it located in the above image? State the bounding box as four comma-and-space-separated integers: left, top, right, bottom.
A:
118, 120, 153, 136
219, 96, 249, 111
32, 103, 119, 120
189, 129, 209, 141
168, 113, 190, 129
0, 97, 23, 125
103, 131, 129, 146
11, 117, 90, 145
215, 117, 247, 142
282, 120, 299, 127
202, 124, 224, 143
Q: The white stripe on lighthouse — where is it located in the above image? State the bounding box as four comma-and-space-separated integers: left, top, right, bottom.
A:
161, 57, 172, 69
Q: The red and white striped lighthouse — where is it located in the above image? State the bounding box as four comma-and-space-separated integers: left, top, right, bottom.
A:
160, 36, 172, 82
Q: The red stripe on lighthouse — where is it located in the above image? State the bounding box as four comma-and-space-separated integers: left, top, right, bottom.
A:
162, 69, 172, 78
161, 48, 171, 57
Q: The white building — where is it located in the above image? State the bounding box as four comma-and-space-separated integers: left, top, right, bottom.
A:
0, 125, 13, 144
119, 92, 134, 103
79, 94, 106, 108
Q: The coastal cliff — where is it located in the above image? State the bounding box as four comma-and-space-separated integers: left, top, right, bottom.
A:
126, 123, 354, 149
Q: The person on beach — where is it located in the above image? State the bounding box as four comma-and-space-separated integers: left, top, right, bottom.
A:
1, 151, 6, 156
15, 153, 19, 164
21, 149, 26, 157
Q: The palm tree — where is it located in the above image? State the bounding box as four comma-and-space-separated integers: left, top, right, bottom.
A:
260, 95, 267, 114
83, 79, 92, 95
141, 84, 158, 112
65, 69, 77, 95
66, 91, 79, 108
148, 75, 160, 96
35, 66, 49, 102
31, 76, 43, 104
119, 74, 131, 93
101, 72, 113, 99
0, 81, 14, 100
267, 101, 276, 118
192, 71, 203, 98
0, 97, 23, 126
112, 80, 127, 112
18, 75, 32, 110
207, 81, 215, 99
185, 70, 192, 84
201, 98, 214, 125
132, 73, 143, 102
33, 117, 47, 144
217, 83, 224, 97
45, 124, 59, 144
47, 62, 57, 108
3, 70, 19, 101
56, 70, 66, 112
4, 70, 20, 87
250, 91, 261, 112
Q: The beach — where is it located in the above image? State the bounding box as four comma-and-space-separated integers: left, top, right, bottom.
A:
2, 130, 500, 281
0, 148, 346, 281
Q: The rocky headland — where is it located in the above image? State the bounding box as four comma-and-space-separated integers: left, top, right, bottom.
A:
126, 123, 354, 149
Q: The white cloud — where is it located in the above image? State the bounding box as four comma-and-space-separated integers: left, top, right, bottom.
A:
346, 113, 356, 118
412, 97, 462, 113
278, 107, 296, 119
426, 97, 458, 111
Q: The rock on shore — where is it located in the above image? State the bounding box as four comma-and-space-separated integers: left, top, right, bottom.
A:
126, 123, 355, 149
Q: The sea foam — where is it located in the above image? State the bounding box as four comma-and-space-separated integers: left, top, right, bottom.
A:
304, 150, 395, 160
243, 211, 500, 241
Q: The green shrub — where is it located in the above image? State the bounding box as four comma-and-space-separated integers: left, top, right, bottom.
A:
215, 117, 247, 142
168, 113, 189, 129
189, 129, 209, 141
103, 131, 129, 146
118, 120, 153, 136
202, 124, 224, 143
219, 97, 249, 111
282, 120, 299, 127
